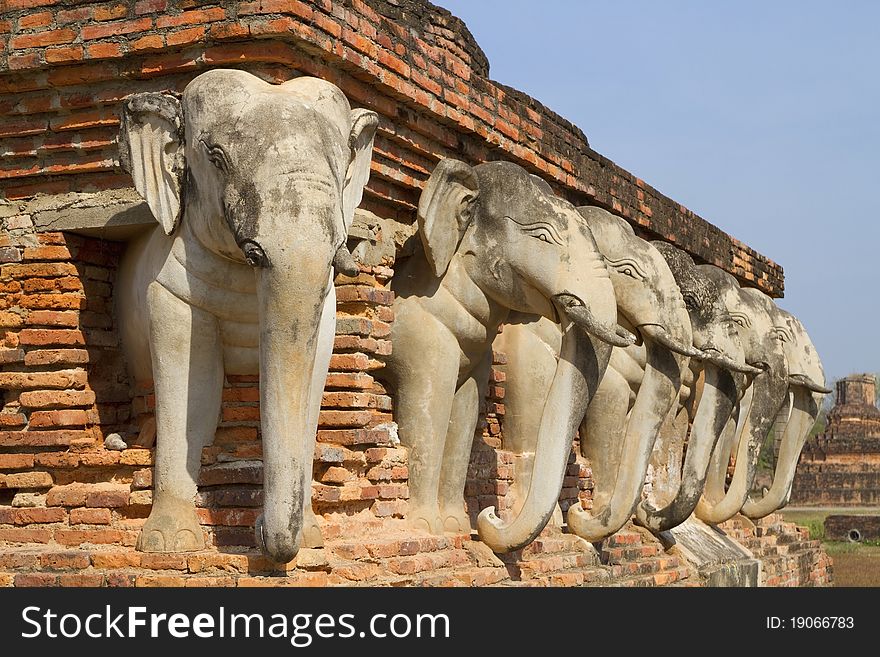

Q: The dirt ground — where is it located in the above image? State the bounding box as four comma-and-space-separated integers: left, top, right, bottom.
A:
782, 507, 880, 587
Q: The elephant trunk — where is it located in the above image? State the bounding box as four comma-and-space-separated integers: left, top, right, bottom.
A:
254, 251, 332, 563
741, 387, 819, 518
635, 361, 738, 531
568, 326, 683, 541
695, 362, 788, 524
477, 320, 605, 553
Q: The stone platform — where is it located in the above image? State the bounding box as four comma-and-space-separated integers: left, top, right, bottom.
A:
0, 514, 830, 587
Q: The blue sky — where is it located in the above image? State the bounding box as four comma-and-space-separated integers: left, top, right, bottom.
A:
436, 0, 879, 385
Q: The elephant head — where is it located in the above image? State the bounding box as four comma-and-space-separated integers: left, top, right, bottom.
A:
393, 160, 634, 552
565, 207, 701, 541
119, 69, 378, 562
634, 245, 759, 531
740, 302, 829, 518
694, 269, 790, 525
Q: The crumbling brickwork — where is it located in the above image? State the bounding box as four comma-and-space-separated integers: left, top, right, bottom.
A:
792, 374, 880, 506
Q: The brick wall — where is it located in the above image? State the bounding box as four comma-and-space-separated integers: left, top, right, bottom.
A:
0, 0, 783, 294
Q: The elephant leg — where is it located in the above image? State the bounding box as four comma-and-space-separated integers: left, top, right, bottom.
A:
138, 282, 223, 553
438, 353, 492, 534
391, 320, 460, 535
580, 366, 629, 509
301, 276, 336, 548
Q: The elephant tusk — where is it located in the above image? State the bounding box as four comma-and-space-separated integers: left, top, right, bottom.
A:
555, 294, 636, 348
639, 323, 702, 358
788, 373, 832, 394
700, 347, 763, 376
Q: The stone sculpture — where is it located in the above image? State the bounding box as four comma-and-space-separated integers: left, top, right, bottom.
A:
738, 299, 829, 518
382, 159, 634, 547
693, 269, 791, 525
635, 245, 759, 531
497, 206, 702, 546
116, 69, 378, 562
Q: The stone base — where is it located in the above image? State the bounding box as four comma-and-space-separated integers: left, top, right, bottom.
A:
0, 515, 830, 587
659, 516, 759, 586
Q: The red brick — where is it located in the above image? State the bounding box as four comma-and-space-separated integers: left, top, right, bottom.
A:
3, 471, 53, 488
8, 507, 66, 524
0, 369, 87, 390
94, 3, 128, 21
14, 573, 59, 587
166, 26, 206, 46
47, 63, 117, 87
59, 574, 105, 587
1, 262, 77, 277
24, 349, 89, 365
50, 108, 118, 131
0, 528, 52, 543
10, 28, 76, 49
18, 328, 85, 346
156, 7, 225, 28
129, 34, 164, 51
19, 295, 86, 310
56, 7, 94, 24
55, 529, 124, 546
0, 409, 28, 429
209, 22, 250, 40
40, 551, 90, 569
81, 18, 153, 41
86, 487, 130, 508
25, 310, 79, 327
28, 409, 90, 427
44, 45, 85, 63
135, 0, 167, 14
87, 42, 124, 59
140, 553, 188, 570
91, 551, 140, 569
7, 52, 41, 69
18, 11, 53, 29
70, 507, 112, 525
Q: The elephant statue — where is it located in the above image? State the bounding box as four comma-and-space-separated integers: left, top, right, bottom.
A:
737, 298, 829, 518
382, 159, 635, 551
694, 269, 791, 525
116, 69, 379, 562
497, 205, 704, 545
635, 244, 760, 532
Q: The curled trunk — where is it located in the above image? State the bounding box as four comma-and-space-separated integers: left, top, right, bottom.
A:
477, 321, 606, 553
568, 333, 683, 541
741, 387, 818, 518
635, 362, 739, 531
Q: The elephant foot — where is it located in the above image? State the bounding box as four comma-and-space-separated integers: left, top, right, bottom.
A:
440, 505, 472, 534
302, 508, 324, 549
137, 501, 204, 553
406, 504, 443, 534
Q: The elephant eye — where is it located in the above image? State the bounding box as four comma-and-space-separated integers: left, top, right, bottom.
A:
200, 139, 230, 174
773, 326, 791, 343
606, 257, 645, 281
512, 219, 563, 246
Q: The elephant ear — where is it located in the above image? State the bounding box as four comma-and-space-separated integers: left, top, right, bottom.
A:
118, 92, 185, 236
417, 158, 479, 278
342, 108, 380, 235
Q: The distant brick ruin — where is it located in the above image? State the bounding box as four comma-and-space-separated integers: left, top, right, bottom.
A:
791, 374, 880, 506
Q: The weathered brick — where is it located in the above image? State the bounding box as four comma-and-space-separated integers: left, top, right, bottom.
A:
70, 507, 112, 525
0, 369, 87, 390
0, 452, 33, 467
82, 18, 153, 40
40, 551, 90, 570
3, 471, 53, 488
18, 389, 96, 408
10, 28, 76, 49
55, 529, 125, 546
